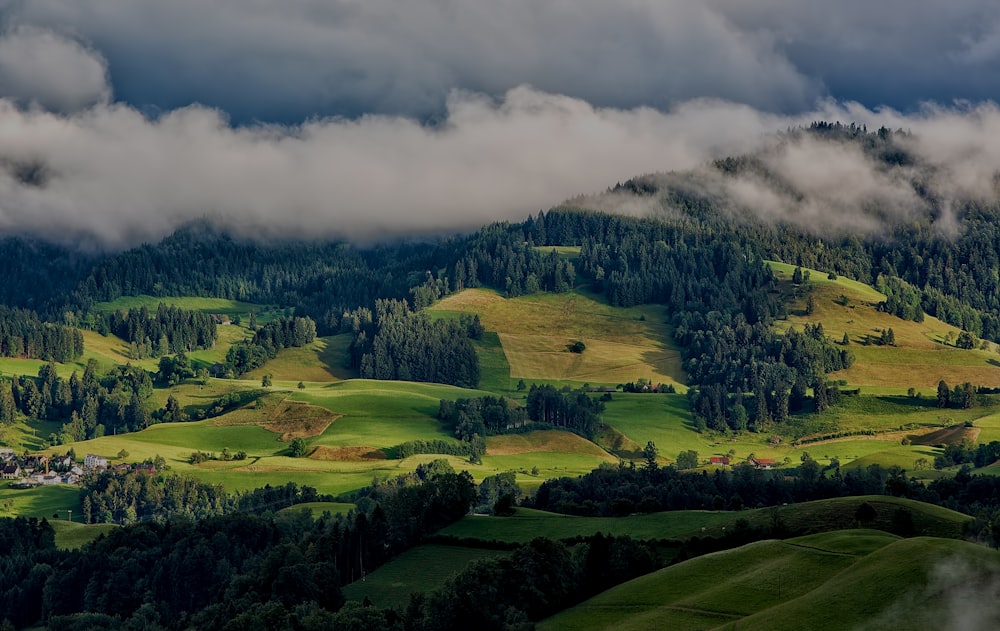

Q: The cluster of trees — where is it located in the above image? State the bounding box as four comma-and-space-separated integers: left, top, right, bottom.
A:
1, 361, 155, 442
102, 304, 217, 358
347, 300, 481, 388
936, 380, 977, 409
439, 386, 605, 446
446, 222, 577, 296
224, 315, 317, 375
0, 306, 83, 362
438, 396, 528, 441
934, 439, 1000, 469
524, 385, 604, 438
392, 439, 474, 460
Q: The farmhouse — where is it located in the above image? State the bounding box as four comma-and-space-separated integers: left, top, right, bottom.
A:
749, 457, 776, 470
710, 456, 730, 466
1, 463, 21, 480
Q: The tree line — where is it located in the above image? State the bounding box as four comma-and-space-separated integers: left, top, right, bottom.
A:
346, 299, 481, 388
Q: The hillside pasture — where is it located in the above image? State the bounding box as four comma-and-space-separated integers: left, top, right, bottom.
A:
428, 289, 685, 389
770, 261, 1000, 389
540, 531, 991, 631
244, 334, 356, 383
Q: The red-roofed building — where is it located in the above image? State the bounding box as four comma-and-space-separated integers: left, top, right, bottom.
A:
710, 456, 730, 466
749, 457, 776, 470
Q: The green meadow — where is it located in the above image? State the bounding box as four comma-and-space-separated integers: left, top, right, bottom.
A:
428, 288, 685, 389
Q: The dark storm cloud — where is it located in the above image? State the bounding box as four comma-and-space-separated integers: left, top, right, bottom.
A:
2, 0, 817, 121
3, 0, 998, 121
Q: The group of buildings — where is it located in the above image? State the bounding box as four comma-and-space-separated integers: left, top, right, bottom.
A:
0, 449, 109, 487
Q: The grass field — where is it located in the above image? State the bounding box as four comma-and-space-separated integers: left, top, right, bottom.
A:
342, 544, 510, 608
428, 288, 685, 389
439, 497, 969, 544
0, 483, 81, 519
540, 532, 998, 631
49, 520, 118, 550
244, 334, 356, 382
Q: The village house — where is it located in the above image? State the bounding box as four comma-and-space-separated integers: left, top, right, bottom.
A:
84, 454, 109, 470
32, 472, 62, 486
1, 463, 21, 480
710, 456, 730, 466
749, 457, 776, 470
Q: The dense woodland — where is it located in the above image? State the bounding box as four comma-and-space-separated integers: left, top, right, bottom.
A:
346, 299, 481, 388
0, 464, 477, 629
0, 307, 83, 362
102, 304, 217, 359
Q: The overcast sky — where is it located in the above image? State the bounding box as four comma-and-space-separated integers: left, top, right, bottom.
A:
0, 0, 998, 247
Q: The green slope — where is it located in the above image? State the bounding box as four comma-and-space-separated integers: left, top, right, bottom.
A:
540, 532, 1000, 631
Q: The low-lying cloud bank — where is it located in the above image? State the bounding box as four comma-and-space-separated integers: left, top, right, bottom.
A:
1, 87, 1000, 249
0, 23, 998, 249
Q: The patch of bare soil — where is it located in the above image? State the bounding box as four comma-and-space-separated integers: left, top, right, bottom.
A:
309, 446, 387, 461
910, 425, 980, 446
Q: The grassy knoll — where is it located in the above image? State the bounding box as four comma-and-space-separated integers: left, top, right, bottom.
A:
342, 544, 510, 608
49, 520, 118, 550
770, 261, 1000, 389
244, 334, 356, 383
971, 410, 1000, 444
428, 288, 685, 389
439, 497, 968, 545
540, 532, 997, 631
291, 380, 480, 450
